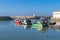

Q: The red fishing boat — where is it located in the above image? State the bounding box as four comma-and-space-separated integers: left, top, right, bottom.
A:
14, 19, 22, 26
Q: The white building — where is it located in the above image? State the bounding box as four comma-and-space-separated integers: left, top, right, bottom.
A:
51, 11, 60, 21
53, 11, 60, 18
52, 11, 60, 25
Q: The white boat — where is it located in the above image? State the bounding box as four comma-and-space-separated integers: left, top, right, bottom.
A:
22, 19, 32, 25
22, 19, 27, 25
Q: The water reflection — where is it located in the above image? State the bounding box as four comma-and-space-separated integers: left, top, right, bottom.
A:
40, 27, 49, 33
14, 20, 60, 32
23, 25, 31, 29
50, 26, 60, 31
1, 20, 60, 40
14, 23, 49, 32
14, 23, 21, 26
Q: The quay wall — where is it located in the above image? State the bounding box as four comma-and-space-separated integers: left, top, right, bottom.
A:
0, 16, 13, 21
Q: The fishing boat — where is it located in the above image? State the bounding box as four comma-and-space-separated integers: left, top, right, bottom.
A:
31, 21, 43, 30
40, 18, 56, 27
23, 25, 31, 29
49, 21, 56, 25
32, 22, 40, 28
14, 19, 22, 26
22, 19, 32, 25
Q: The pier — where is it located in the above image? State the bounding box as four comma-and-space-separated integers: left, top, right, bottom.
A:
0, 16, 13, 21
0, 16, 52, 21
10, 16, 52, 19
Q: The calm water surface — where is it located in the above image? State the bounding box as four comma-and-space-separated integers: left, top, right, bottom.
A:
0, 20, 60, 40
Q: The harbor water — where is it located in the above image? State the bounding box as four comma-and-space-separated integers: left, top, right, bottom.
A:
0, 20, 60, 40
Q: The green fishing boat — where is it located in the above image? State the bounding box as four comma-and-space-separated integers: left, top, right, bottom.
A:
32, 21, 48, 29
32, 22, 42, 28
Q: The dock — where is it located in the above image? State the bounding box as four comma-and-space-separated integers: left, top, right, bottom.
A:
10, 16, 52, 19
0, 16, 52, 21
0, 16, 13, 21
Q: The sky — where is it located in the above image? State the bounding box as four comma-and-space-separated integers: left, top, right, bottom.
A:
0, 0, 60, 16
